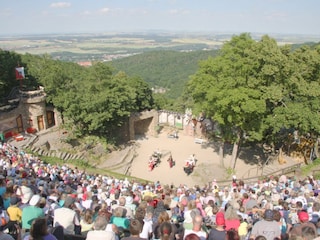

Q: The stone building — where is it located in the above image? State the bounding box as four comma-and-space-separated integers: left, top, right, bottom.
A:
0, 86, 204, 143
0, 86, 61, 140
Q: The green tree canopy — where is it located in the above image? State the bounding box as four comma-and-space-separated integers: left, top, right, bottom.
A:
20, 57, 154, 139
188, 33, 320, 168
0, 49, 23, 98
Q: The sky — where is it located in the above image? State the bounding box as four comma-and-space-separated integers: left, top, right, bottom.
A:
0, 0, 319, 36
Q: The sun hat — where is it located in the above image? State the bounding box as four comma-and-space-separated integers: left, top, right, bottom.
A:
29, 195, 41, 206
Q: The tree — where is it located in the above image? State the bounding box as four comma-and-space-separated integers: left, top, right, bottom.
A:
51, 63, 154, 139
189, 34, 320, 169
264, 44, 320, 160
188, 34, 287, 169
123, 73, 154, 111
22, 54, 82, 104
0, 50, 22, 98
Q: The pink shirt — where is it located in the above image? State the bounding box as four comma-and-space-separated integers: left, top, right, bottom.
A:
225, 219, 240, 231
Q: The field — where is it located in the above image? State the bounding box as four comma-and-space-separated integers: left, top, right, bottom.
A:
1, 32, 318, 62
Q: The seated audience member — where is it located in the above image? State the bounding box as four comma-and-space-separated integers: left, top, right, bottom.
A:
208, 212, 226, 240
86, 215, 116, 240
23, 217, 57, 240
224, 205, 240, 231
250, 209, 281, 240
289, 210, 317, 238
110, 207, 130, 232
183, 214, 207, 240
226, 229, 240, 240
300, 225, 316, 240
53, 196, 81, 235
159, 222, 173, 240
121, 219, 145, 240
80, 209, 94, 236
184, 233, 200, 240
7, 196, 22, 237
21, 195, 44, 233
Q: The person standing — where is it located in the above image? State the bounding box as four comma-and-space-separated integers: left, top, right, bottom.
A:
167, 155, 174, 168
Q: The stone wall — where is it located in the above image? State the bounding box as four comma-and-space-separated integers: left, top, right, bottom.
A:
0, 88, 62, 137
127, 110, 201, 140
158, 110, 189, 129
129, 110, 158, 140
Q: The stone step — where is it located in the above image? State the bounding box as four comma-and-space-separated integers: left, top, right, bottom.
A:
108, 147, 136, 171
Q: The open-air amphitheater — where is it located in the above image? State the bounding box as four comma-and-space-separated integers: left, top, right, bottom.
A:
1, 87, 308, 187
8, 113, 305, 187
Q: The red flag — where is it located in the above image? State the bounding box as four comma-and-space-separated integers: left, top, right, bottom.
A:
15, 67, 25, 80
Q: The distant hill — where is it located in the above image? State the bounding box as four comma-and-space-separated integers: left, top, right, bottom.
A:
108, 49, 219, 98
291, 41, 320, 50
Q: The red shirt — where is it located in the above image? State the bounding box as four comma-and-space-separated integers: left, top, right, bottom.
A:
225, 219, 240, 231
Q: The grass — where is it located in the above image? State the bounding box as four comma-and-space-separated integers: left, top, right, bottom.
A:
301, 158, 320, 178
224, 167, 236, 179
27, 148, 151, 184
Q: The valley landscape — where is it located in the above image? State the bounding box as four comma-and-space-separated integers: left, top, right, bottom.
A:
1, 32, 319, 62
1, 31, 319, 184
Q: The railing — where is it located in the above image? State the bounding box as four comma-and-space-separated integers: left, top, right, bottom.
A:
7, 86, 20, 99
311, 169, 320, 177
241, 153, 278, 179
241, 164, 262, 179
20, 88, 46, 99
217, 162, 302, 187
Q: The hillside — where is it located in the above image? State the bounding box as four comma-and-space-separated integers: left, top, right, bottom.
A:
108, 49, 219, 98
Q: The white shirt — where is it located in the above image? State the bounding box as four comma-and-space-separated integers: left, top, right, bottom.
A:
140, 218, 153, 239
53, 207, 80, 235
183, 229, 207, 240
86, 230, 116, 240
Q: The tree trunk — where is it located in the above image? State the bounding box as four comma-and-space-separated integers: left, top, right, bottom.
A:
316, 138, 320, 159
230, 133, 240, 169
219, 141, 224, 167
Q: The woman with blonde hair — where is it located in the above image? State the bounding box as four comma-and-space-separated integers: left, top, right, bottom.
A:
80, 208, 94, 236
153, 211, 179, 240
183, 200, 200, 230
224, 205, 240, 231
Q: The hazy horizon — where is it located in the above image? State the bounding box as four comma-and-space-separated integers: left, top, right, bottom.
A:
1, 0, 319, 37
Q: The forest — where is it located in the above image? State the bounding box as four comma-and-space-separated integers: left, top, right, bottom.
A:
109, 49, 219, 99
1, 33, 320, 164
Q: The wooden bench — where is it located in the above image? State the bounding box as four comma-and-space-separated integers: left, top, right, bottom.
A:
194, 138, 206, 144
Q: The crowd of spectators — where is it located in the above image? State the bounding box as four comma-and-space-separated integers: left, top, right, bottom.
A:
0, 141, 320, 240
